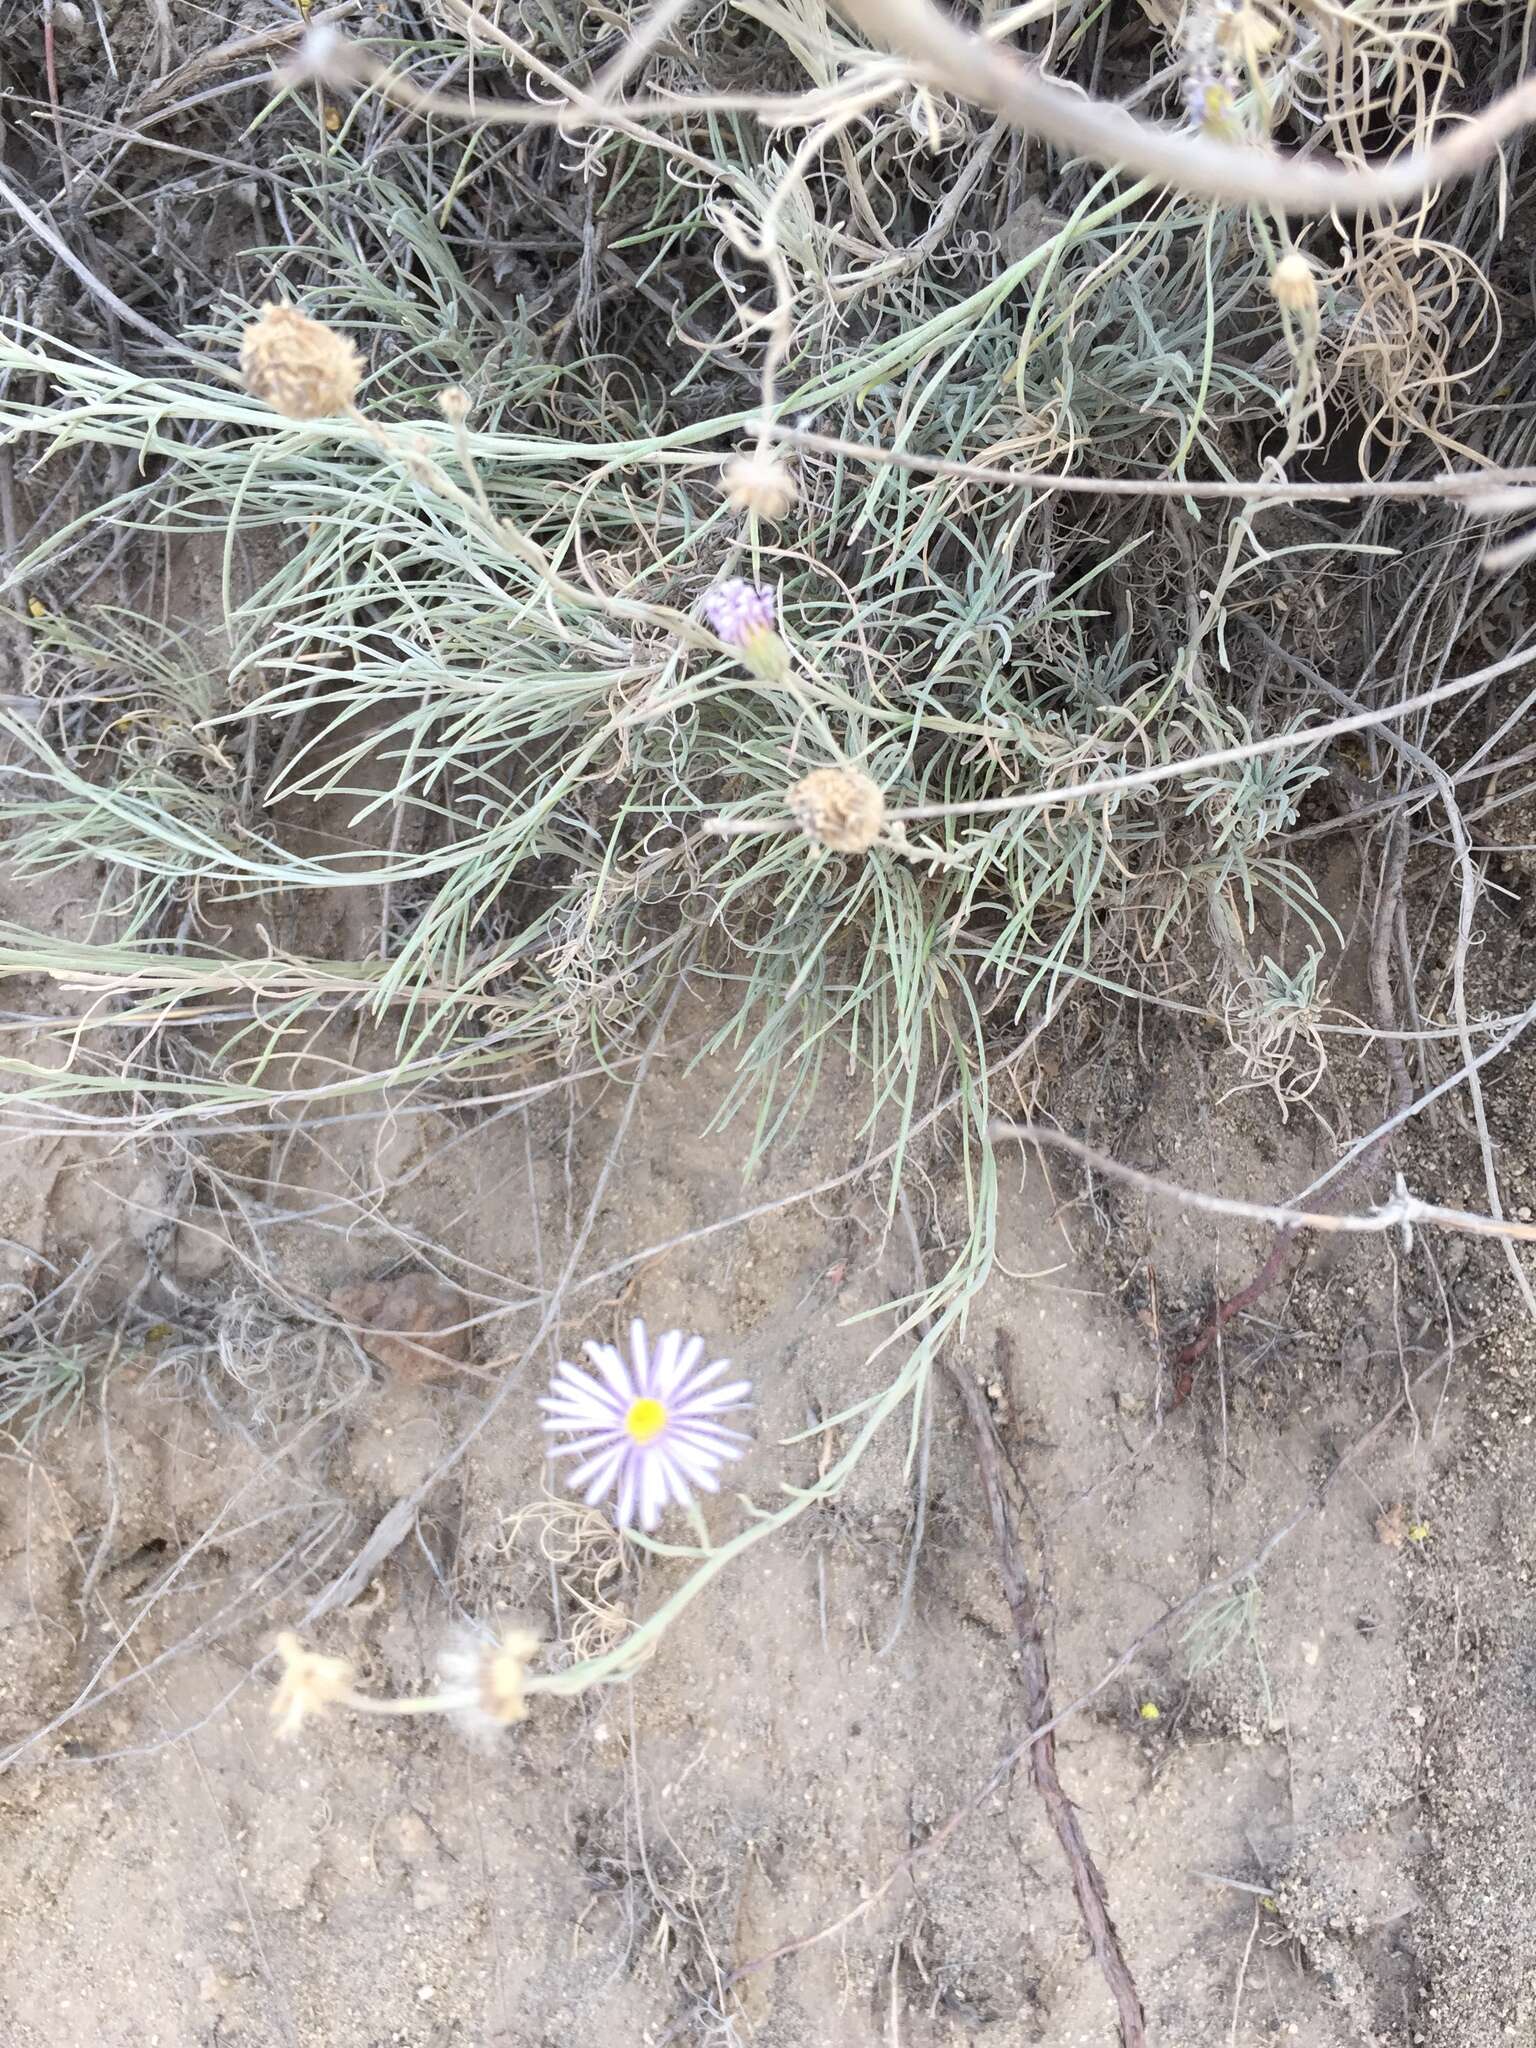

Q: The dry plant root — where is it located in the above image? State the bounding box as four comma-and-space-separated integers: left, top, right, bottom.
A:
899, 1198, 1145, 2041
942, 1357, 1147, 2047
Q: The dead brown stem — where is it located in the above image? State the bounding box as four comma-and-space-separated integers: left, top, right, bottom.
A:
942, 1325, 1147, 2045
1367, 812, 1415, 1121
901, 1200, 1146, 2045
1173, 1224, 1300, 1373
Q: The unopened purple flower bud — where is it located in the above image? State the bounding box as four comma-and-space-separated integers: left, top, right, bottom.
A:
701, 578, 776, 645
1183, 71, 1237, 138
699, 579, 789, 681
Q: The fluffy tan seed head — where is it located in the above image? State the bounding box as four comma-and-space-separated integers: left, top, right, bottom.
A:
240, 303, 362, 420
786, 765, 886, 854
270, 1630, 356, 1739
477, 1628, 540, 1726
1269, 252, 1319, 313
438, 1627, 541, 1739
722, 451, 797, 525
1215, 2, 1286, 61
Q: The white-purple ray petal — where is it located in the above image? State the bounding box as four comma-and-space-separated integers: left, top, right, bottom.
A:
668, 1440, 724, 1489
638, 1455, 667, 1532
575, 1447, 627, 1504
543, 1429, 625, 1462
615, 1457, 640, 1530
628, 1318, 651, 1387
673, 1379, 753, 1414
671, 1359, 745, 1409
650, 1328, 682, 1395
673, 1424, 749, 1455
543, 1396, 611, 1420
546, 1367, 626, 1414
580, 1341, 635, 1402
651, 1449, 688, 1505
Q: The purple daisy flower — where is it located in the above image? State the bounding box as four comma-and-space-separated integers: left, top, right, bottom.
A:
539, 1320, 752, 1532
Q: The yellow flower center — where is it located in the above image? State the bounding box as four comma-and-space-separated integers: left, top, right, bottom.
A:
625, 1396, 668, 1446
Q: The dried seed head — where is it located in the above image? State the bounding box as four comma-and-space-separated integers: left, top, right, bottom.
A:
787, 765, 886, 854
1215, 3, 1286, 61
721, 451, 797, 525
1269, 252, 1319, 313
270, 1630, 355, 1739
240, 303, 362, 420
438, 386, 471, 425
439, 1627, 541, 1738
477, 1628, 541, 1724
281, 22, 343, 86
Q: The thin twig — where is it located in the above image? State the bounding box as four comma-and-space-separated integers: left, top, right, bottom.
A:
293, 25, 888, 129
0, 168, 192, 361
765, 422, 1536, 503
587, 0, 697, 103
1229, 1902, 1262, 2048
1367, 812, 1415, 1119
987, 1120, 1536, 1247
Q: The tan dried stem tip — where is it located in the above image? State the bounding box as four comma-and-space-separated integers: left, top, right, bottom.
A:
477, 1628, 541, 1726
437, 1626, 542, 1737
722, 451, 797, 524
270, 1631, 356, 1738
787, 766, 886, 853
1269, 252, 1318, 312
240, 303, 362, 419
1215, 3, 1286, 61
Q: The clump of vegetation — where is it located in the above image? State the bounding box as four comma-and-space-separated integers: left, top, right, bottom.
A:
2, 12, 1535, 2002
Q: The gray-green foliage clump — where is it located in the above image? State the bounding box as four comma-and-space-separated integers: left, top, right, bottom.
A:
0, 0, 1528, 1334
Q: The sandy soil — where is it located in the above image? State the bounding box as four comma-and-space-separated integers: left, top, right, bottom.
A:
2, 987, 1532, 2048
